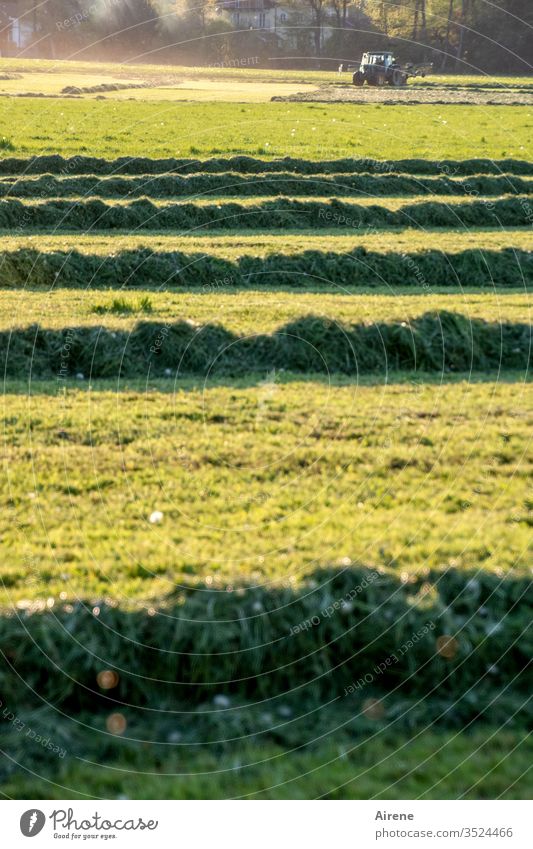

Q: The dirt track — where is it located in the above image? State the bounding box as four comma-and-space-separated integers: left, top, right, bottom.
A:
272, 84, 533, 106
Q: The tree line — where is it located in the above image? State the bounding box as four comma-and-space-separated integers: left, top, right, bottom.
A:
3, 1, 531, 73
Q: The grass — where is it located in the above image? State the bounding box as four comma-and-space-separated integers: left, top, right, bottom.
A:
0, 310, 529, 379
2, 229, 531, 255
0, 99, 531, 160
0, 72, 320, 103
1, 376, 530, 603
2, 244, 530, 291
90, 295, 153, 316
2, 155, 532, 176
2, 729, 531, 800
0, 57, 530, 90
0, 65, 530, 797
0, 57, 527, 83
0, 289, 530, 330
10, 194, 530, 208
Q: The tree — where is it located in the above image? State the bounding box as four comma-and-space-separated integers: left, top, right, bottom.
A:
301, 0, 327, 56
330, 0, 348, 31
378, 0, 388, 36
412, 0, 427, 42
443, 0, 455, 69
329, 0, 348, 52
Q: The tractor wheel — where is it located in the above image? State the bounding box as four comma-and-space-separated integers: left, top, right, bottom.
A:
353, 71, 364, 86
392, 69, 407, 87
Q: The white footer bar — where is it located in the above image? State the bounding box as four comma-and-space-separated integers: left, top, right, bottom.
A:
4, 800, 531, 848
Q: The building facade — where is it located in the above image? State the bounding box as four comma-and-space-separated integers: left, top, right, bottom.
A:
0, 2, 38, 54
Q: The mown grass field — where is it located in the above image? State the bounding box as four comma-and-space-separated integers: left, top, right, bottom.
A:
0, 289, 530, 327
1, 375, 531, 603
0, 97, 531, 159
1, 57, 531, 88
4, 730, 532, 800
0, 60, 531, 800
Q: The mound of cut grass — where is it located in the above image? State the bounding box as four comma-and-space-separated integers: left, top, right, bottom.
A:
0, 197, 530, 231
0, 312, 529, 378
1, 172, 531, 199
0, 155, 531, 177
1, 246, 530, 289
1, 566, 530, 721
61, 82, 152, 95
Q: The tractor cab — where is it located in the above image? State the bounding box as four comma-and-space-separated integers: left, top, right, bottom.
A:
353, 51, 406, 87
361, 52, 395, 70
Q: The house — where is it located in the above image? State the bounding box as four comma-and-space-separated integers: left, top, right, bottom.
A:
0, 2, 38, 55
217, 0, 289, 33
215, 0, 336, 52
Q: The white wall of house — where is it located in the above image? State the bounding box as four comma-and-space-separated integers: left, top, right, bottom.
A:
8, 16, 35, 48
230, 5, 289, 33
224, 4, 335, 50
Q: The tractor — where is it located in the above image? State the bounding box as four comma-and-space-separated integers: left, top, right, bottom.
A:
339, 52, 432, 87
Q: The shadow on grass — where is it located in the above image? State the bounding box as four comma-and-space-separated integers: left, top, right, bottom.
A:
0, 564, 530, 793
1, 565, 530, 714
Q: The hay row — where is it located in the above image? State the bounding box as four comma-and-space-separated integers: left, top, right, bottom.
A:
0, 154, 531, 176
1, 172, 531, 199
2, 246, 531, 289
1, 312, 530, 377
1, 197, 531, 230
1, 690, 528, 778
61, 81, 152, 95
1, 566, 530, 712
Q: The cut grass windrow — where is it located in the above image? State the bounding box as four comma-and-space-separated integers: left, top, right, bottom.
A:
1, 312, 530, 378
1, 246, 530, 289
1, 566, 530, 718
1, 172, 531, 199
1, 155, 531, 177
1, 197, 531, 231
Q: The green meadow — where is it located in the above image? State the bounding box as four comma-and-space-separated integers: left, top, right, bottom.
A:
0, 59, 531, 799
0, 98, 531, 160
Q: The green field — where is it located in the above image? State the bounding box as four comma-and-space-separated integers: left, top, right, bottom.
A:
0, 98, 531, 159
0, 289, 530, 327
4, 730, 532, 800
2, 376, 531, 603
1, 57, 531, 88
2, 228, 531, 254
0, 60, 531, 800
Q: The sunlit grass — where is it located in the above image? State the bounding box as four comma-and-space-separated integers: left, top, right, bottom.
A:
0, 289, 530, 330
1, 375, 530, 603
0, 98, 530, 160
2, 228, 531, 255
